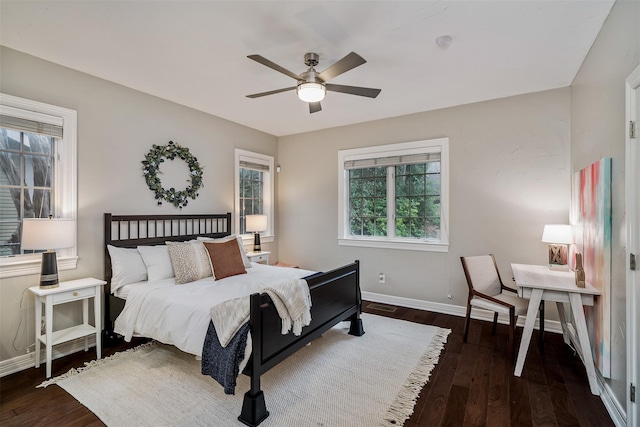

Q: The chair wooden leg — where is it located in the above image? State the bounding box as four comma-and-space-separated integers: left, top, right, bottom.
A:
492, 312, 498, 335
463, 302, 472, 342
508, 309, 516, 363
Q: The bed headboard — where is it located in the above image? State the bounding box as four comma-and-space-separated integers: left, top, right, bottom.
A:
104, 212, 231, 290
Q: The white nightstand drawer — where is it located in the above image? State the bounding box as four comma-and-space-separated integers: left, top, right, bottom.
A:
52, 286, 95, 304
251, 254, 269, 263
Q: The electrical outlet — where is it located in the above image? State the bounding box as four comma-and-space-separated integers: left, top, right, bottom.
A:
379, 273, 386, 284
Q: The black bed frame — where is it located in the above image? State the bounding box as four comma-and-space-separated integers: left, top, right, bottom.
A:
103, 213, 364, 426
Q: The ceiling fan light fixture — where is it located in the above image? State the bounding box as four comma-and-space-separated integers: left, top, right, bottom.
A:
297, 82, 326, 102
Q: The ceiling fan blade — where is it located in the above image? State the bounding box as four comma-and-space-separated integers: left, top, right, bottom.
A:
246, 87, 296, 98
325, 83, 381, 98
247, 55, 301, 81
317, 52, 366, 82
309, 102, 322, 114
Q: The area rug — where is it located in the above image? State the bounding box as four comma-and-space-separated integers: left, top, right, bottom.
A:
40, 313, 450, 426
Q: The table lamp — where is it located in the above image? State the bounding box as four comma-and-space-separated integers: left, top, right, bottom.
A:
22, 217, 76, 289
541, 224, 573, 270
245, 214, 267, 252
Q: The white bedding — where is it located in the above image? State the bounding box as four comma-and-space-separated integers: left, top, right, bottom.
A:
113, 263, 315, 357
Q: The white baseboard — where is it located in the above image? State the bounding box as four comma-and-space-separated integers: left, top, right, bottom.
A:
362, 291, 563, 334
0, 336, 96, 378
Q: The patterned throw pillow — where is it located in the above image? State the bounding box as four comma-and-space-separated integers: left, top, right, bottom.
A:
166, 241, 213, 285
203, 239, 247, 280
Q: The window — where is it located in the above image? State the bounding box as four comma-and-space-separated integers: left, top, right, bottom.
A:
234, 149, 274, 243
338, 138, 449, 252
0, 94, 78, 278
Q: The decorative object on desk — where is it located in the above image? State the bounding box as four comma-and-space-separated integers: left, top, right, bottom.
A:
245, 214, 267, 251
142, 141, 203, 209
541, 224, 573, 270
21, 216, 75, 289
571, 157, 612, 377
575, 253, 586, 288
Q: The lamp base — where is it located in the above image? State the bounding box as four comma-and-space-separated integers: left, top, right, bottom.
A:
39, 251, 60, 289
253, 232, 261, 252
548, 244, 569, 270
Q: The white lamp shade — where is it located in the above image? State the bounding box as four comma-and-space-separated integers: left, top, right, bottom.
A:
541, 224, 573, 244
297, 83, 326, 103
22, 218, 76, 250
245, 215, 268, 233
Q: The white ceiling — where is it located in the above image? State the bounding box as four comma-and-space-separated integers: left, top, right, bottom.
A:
0, 1, 614, 137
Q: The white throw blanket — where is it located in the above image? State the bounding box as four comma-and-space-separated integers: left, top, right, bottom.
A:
210, 278, 312, 347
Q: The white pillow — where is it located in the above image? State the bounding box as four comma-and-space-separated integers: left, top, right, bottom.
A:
137, 245, 175, 282
197, 235, 252, 269
107, 245, 148, 292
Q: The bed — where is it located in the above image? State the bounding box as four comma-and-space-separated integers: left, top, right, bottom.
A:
102, 212, 364, 426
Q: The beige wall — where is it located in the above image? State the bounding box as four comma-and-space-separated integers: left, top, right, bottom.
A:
0, 46, 278, 362
570, 0, 640, 413
278, 88, 571, 307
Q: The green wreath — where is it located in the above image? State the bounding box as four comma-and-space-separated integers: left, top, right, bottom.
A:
142, 141, 203, 208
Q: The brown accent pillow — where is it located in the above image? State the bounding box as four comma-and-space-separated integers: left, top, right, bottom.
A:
203, 239, 247, 280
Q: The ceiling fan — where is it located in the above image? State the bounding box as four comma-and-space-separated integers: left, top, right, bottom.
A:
246, 52, 381, 114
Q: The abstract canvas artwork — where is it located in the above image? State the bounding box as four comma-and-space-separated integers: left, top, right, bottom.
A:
570, 157, 612, 378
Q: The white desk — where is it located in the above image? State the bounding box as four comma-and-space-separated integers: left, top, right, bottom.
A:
29, 278, 106, 378
511, 263, 601, 395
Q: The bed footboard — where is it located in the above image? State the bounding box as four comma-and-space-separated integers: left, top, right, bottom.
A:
239, 260, 363, 426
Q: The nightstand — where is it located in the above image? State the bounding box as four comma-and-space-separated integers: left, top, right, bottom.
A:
246, 251, 270, 265
29, 278, 106, 378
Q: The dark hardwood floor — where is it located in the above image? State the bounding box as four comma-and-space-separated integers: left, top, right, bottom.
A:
0, 302, 614, 427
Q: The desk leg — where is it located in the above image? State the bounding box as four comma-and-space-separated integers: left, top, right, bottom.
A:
556, 302, 570, 345
514, 288, 543, 377
34, 297, 41, 369
45, 298, 53, 378
569, 293, 600, 395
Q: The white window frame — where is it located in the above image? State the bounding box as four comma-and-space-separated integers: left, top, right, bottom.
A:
338, 138, 449, 252
0, 93, 78, 278
234, 148, 275, 245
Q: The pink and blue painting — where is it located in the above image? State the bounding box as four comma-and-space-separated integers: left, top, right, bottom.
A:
571, 157, 612, 378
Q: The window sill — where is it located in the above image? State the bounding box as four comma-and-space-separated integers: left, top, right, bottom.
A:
0, 256, 78, 279
338, 238, 448, 252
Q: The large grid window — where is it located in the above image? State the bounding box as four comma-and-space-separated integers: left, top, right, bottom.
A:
0, 94, 77, 278
348, 166, 387, 236
394, 162, 441, 239
234, 149, 274, 241
339, 138, 449, 252
0, 129, 55, 255
238, 165, 264, 234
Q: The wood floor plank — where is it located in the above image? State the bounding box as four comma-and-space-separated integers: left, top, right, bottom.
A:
524, 334, 558, 427
486, 333, 511, 426
0, 303, 615, 427
542, 338, 580, 427
463, 340, 492, 426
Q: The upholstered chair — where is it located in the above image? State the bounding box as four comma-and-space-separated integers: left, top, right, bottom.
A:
460, 254, 529, 361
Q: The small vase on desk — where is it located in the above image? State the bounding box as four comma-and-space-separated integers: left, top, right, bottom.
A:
575, 253, 586, 288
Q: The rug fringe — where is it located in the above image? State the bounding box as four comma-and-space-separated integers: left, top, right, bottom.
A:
381, 327, 451, 426
37, 341, 155, 389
